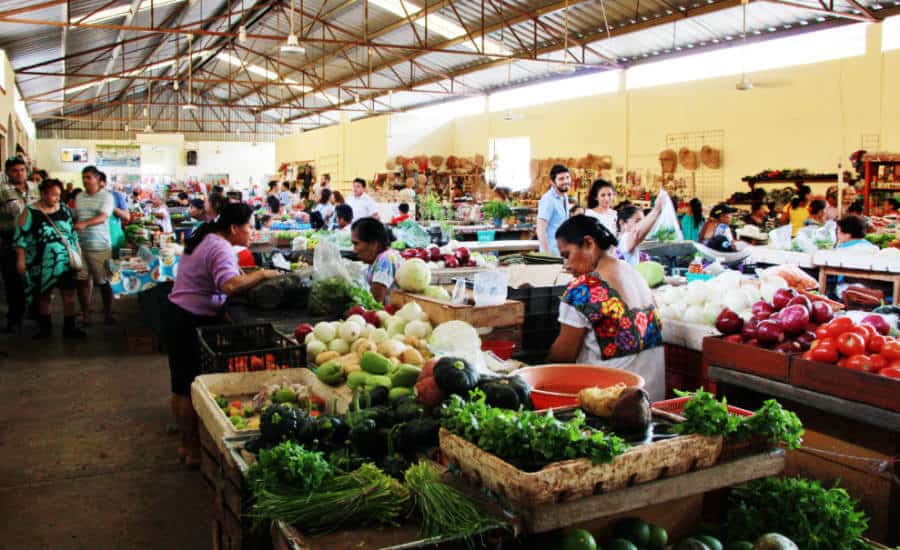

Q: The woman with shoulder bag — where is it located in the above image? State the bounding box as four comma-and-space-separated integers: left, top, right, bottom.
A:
14, 179, 86, 339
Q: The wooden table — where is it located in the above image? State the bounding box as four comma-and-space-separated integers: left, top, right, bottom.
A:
817, 265, 900, 304
709, 366, 900, 545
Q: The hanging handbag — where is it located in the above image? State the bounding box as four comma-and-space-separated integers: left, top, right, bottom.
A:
40, 208, 83, 272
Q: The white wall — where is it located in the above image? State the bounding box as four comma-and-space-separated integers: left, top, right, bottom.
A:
35, 136, 275, 188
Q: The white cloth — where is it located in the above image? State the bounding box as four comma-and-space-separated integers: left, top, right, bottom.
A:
346, 192, 378, 220
153, 205, 173, 233
558, 302, 665, 401
585, 208, 618, 236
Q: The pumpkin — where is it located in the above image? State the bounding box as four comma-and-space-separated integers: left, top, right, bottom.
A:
432, 357, 479, 396
477, 374, 532, 410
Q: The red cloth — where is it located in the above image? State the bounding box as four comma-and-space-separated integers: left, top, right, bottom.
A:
236, 248, 256, 268
390, 214, 410, 225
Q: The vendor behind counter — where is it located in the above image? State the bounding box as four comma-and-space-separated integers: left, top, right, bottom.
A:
351, 217, 402, 305
546, 215, 664, 401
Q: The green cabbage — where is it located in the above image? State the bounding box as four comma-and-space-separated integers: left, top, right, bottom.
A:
423, 285, 450, 301
635, 261, 665, 288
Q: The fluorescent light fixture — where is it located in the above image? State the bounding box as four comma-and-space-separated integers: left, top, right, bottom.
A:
368, 0, 509, 55
182, 103, 198, 111
216, 52, 279, 79
281, 33, 306, 54
79, 0, 182, 24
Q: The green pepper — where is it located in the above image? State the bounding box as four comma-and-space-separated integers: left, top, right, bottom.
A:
315, 361, 345, 386
365, 374, 392, 389
388, 364, 422, 388
389, 387, 413, 402
215, 395, 228, 409
349, 418, 382, 457
347, 371, 370, 389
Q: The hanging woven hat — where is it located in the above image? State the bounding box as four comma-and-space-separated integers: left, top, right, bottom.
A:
659, 149, 677, 174
395, 155, 406, 167
566, 157, 577, 168
678, 148, 698, 171
700, 145, 721, 169
385, 159, 395, 170
429, 155, 444, 169
405, 160, 418, 172
597, 155, 612, 170
415, 155, 428, 167
446, 155, 458, 169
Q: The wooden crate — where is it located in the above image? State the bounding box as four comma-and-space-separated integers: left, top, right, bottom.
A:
191, 369, 353, 455
390, 290, 524, 329
702, 336, 793, 382
439, 428, 722, 507
790, 357, 900, 413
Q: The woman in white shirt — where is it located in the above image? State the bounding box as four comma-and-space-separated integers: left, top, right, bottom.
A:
547, 215, 664, 401
313, 188, 335, 228
584, 179, 618, 236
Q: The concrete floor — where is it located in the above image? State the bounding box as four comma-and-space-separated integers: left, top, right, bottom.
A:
0, 293, 213, 549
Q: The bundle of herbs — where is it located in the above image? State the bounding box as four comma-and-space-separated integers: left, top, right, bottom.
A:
441, 390, 628, 468
672, 389, 804, 449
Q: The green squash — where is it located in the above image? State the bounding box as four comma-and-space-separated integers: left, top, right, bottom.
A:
432, 357, 479, 396
477, 374, 532, 409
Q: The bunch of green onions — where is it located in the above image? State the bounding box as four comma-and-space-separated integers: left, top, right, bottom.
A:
251, 463, 409, 533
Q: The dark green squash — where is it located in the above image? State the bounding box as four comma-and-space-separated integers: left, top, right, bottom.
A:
432, 357, 479, 396
477, 373, 532, 410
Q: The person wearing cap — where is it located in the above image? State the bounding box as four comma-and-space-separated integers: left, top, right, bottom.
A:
699, 203, 736, 246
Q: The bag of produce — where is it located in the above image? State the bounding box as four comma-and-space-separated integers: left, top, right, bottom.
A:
393, 220, 431, 249
647, 189, 683, 242
768, 224, 793, 250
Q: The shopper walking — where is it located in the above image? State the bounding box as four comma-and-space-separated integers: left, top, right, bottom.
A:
1, 157, 39, 332
345, 178, 379, 220
536, 164, 571, 255
167, 203, 279, 466
105, 176, 129, 258
74, 165, 115, 326
585, 179, 618, 236
14, 179, 85, 339
615, 192, 671, 266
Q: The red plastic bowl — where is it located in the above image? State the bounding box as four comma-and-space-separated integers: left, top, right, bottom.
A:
481, 340, 516, 360
516, 364, 645, 410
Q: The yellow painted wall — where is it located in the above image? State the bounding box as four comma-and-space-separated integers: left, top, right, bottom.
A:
276, 23, 900, 201
0, 50, 36, 162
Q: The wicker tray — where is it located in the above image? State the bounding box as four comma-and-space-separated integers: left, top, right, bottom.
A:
440, 428, 722, 507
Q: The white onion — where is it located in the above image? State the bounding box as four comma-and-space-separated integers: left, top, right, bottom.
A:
684, 305, 705, 324
703, 302, 721, 325
742, 285, 761, 304
686, 281, 709, 304
723, 291, 748, 312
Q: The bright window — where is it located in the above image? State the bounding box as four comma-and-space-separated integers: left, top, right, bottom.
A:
0, 49, 6, 90
489, 137, 531, 192
626, 24, 867, 90
884, 15, 900, 51
488, 70, 620, 112
406, 96, 486, 120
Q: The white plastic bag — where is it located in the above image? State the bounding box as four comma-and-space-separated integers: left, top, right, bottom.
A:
647, 190, 683, 242
768, 224, 793, 250
312, 240, 349, 282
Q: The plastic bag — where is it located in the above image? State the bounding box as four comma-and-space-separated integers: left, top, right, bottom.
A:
768, 224, 793, 250
759, 264, 818, 290
647, 190, 683, 242
793, 229, 818, 254
312, 240, 349, 282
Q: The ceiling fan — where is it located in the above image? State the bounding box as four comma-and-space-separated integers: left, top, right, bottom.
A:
734, 0, 790, 91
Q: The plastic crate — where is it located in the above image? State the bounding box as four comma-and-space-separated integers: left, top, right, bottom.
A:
508, 284, 567, 316
685, 272, 715, 282
198, 323, 305, 374
653, 396, 753, 417
520, 312, 560, 351
476, 230, 496, 242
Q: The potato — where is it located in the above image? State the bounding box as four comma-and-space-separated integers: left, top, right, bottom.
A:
403, 335, 422, 349
400, 347, 424, 366
343, 363, 361, 374
355, 340, 378, 356
315, 350, 341, 365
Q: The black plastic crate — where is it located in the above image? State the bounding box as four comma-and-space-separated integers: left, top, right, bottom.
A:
198, 323, 305, 374
521, 312, 560, 351
508, 285, 567, 316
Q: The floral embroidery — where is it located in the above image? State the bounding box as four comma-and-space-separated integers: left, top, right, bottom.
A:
562, 271, 662, 361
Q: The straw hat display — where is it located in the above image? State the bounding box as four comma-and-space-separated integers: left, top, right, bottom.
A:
597, 155, 612, 170
384, 159, 395, 170
429, 155, 444, 169
446, 155, 458, 170
678, 147, 699, 171
700, 145, 722, 169
659, 149, 677, 174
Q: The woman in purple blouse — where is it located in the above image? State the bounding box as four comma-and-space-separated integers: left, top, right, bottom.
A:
167, 202, 279, 466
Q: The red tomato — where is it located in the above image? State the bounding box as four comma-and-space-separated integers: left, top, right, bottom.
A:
814, 325, 830, 340
802, 350, 815, 361
868, 334, 886, 354
856, 323, 877, 341
836, 332, 866, 357
879, 366, 900, 379
825, 317, 855, 338
811, 337, 836, 351
845, 326, 871, 347
810, 345, 839, 363
881, 339, 900, 360
846, 354, 875, 372
837, 358, 848, 368
869, 354, 887, 372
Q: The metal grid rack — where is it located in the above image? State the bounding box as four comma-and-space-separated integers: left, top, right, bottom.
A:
666, 130, 725, 204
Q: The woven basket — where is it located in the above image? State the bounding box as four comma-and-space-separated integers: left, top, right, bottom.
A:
659, 149, 677, 174
700, 145, 721, 169
446, 155, 458, 169
430, 155, 444, 169
678, 148, 698, 171
395, 155, 406, 167
384, 159, 395, 170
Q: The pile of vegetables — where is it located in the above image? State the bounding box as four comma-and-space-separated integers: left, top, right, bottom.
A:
864, 232, 895, 249
656, 271, 769, 327
398, 245, 495, 271
672, 390, 804, 449
441, 390, 628, 467
800, 314, 900, 378
308, 276, 381, 316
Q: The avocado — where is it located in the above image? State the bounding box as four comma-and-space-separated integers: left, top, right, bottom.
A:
611, 387, 652, 433
614, 518, 650, 547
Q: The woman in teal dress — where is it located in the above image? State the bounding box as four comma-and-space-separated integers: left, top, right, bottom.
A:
14, 179, 85, 339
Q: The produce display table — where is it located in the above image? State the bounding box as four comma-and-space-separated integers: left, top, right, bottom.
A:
817, 265, 900, 304
748, 247, 815, 269
638, 240, 699, 259
709, 366, 900, 544
463, 240, 540, 253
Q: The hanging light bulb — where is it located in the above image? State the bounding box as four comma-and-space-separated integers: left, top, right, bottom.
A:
281, 0, 305, 54
182, 34, 198, 110
238, 25, 247, 43
173, 80, 179, 91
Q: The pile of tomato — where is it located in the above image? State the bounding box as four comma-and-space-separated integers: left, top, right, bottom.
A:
803, 316, 900, 378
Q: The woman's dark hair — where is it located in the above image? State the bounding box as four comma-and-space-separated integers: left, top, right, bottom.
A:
184, 202, 253, 254
555, 215, 618, 250
809, 199, 826, 216
266, 195, 281, 213
208, 192, 226, 216
886, 198, 900, 210
333, 191, 345, 204
268, 181, 278, 192
587, 179, 614, 209
689, 198, 703, 228
37, 169, 49, 180
351, 217, 390, 250
616, 205, 641, 232
837, 215, 867, 239
39, 178, 64, 194
177, 191, 189, 201
399, 203, 410, 214
848, 200, 864, 214
212, 185, 225, 194
189, 198, 205, 210
318, 188, 332, 205
790, 185, 812, 209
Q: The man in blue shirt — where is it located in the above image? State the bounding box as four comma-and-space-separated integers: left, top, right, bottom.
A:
537, 164, 572, 255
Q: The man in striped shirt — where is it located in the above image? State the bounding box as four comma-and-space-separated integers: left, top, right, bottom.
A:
74, 166, 115, 325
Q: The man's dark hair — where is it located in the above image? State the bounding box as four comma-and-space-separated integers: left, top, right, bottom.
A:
212, 185, 225, 194
37, 169, 49, 180
4, 157, 25, 172
398, 203, 409, 214
178, 191, 189, 201
81, 165, 102, 178
848, 200, 864, 215
189, 198, 205, 210
837, 215, 867, 239
353, 177, 367, 188
549, 164, 569, 183
750, 200, 764, 214
335, 203, 353, 223
809, 199, 826, 216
